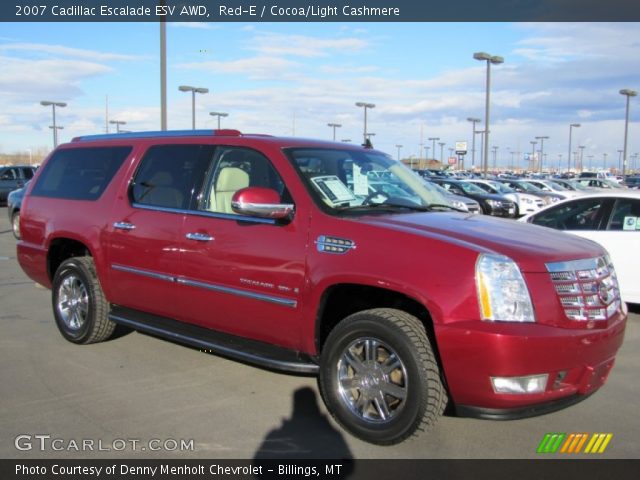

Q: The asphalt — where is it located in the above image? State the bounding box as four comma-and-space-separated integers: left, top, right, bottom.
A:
0, 206, 638, 460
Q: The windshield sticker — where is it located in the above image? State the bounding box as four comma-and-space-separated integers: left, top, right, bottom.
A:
311, 175, 356, 204
623, 216, 638, 231
352, 164, 369, 196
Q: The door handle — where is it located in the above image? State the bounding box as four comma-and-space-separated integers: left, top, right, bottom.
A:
113, 222, 136, 231
186, 232, 214, 242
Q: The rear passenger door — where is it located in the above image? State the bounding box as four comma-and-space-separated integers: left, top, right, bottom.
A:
179, 146, 307, 350
106, 144, 212, 320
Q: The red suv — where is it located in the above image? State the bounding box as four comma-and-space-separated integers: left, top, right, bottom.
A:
17, 130, 627, 444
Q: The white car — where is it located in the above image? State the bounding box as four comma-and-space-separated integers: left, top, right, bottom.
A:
525, 179, 584, 199
520, 191, 640, 304
467, 179, 544, 216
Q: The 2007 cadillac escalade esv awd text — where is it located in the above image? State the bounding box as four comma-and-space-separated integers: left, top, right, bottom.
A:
17, 130, 627, 445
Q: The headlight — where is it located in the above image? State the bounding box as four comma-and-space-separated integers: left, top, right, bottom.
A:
486, 199, 502, 207
475, 254, 535, 322
452, 200, 468, 211
522, 197, 533, 204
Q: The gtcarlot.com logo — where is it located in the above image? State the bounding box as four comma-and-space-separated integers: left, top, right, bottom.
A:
537, 433, 613, 454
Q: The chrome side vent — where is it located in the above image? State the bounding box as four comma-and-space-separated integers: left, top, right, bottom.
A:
546, 256, 621, 322
315, 235, 356, 254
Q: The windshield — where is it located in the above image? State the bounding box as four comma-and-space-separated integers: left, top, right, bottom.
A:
487, 181, 515, 194
286, 148, 448, 213
457, 181, 487, 195
514, 181, 544, 193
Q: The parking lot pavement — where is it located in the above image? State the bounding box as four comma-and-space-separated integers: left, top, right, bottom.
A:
0, 206, 638, 460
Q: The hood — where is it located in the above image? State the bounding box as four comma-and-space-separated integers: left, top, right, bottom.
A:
356, 212, 604, 272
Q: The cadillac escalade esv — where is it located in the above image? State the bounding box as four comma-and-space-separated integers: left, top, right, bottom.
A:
17, 130, 627, 445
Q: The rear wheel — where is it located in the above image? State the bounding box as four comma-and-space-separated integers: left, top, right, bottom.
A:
52, 257, 115, 344
11, 210, 20, 239
318, 308, 446, 445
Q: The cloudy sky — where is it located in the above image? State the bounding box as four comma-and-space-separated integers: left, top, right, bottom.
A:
0, 21, 639, 171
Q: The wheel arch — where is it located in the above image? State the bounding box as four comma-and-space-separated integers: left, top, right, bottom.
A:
47, 237, 94, 283
313, 283, 447, 382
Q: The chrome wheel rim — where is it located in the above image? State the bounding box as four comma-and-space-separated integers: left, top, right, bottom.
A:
56, 274, 89, 331
337, 337, 408, 423
12, 213, 20, 238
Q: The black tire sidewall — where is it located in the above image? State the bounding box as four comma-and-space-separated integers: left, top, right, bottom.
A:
319, 314, 429, 445
52, 258, 97, 344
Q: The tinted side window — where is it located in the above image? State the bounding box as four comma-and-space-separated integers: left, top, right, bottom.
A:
608, 198, 640, 231
31, 147, 131, 200
22, 168, 35, 180
131, 145, 214, 210
531, 198, 605, 230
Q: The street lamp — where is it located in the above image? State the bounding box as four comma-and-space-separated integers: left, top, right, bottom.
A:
178, 85, 209, 129
492, 146, 499, 170
327, 122, 342, 141
620, 89, 637, 178
567, 123, 581, 173
395, 144, 403, 161
428, 137, 440, 162
578, 146, 586, 172
355, 102, 375, 145
617, 150, 624, 172
535, 136, 549, 173
603, 153, 608, 170
473, 52, 504, 178
109, 120, 126, 133
40, 100, 67, 147
467, 117, 481, 169
438, 142, 446, 163
209, 111, 228, 129
529, 141, 537, 171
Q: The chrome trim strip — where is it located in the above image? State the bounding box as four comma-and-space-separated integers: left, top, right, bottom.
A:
111, 264, 297, 308
177, 278, 297, 308
131, 202, 276, 225
111, 264, 176, 283
546, 257, 606, 273
108, 314, 318, 374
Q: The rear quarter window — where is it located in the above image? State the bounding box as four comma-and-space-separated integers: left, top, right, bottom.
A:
31, 146, 132, 200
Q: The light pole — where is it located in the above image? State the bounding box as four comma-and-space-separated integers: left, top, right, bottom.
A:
492, 146, 498, 170
567, 123, 580, 174
40, 100, 67, 147
355, 102, 375, 145
395, 144, 403, 162
210, 111, 228, 129
327, 123, 342, 141
178, 85, 209, 129
578, 146, 586, 172
535, 136, 549, 173
620, 89, 637, 178
109, 120, 126, 133
467, 117, 481, 170
603, 153, 608, 170
617, 150, 624, 172
428, 137, 439, 161
530, 141, 537, 171
473, 52, 504, 178
438, 142, 446, 163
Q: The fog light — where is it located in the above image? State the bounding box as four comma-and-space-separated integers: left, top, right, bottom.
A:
491, 374, 548, 394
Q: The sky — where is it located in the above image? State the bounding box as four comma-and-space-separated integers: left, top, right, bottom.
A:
1, 21, 639, 171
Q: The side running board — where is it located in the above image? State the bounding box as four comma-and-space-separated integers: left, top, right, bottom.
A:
108, 306, 319, 375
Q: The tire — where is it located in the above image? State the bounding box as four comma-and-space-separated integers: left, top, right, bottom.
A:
11, 210, 20, 240
318, 308, 446, 445
52, 257, 115, 344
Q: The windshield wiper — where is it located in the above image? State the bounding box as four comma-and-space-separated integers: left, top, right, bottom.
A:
424, 203, 466, 212
337, 203, 429, 213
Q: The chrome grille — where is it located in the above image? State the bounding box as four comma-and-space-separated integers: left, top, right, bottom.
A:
546, 256, 621, 321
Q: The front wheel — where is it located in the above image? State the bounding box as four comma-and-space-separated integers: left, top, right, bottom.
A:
52, 257, 115, 344
318, 308, 446, 445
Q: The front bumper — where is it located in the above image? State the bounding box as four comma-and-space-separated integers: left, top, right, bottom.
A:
436, 314, 626, 413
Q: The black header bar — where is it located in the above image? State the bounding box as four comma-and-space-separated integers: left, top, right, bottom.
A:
3, 0, 640, 22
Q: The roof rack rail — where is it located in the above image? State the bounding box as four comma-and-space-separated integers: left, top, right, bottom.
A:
72, 129, 242, 142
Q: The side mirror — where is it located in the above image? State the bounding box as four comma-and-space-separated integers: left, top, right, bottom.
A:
231, 187, 294, 220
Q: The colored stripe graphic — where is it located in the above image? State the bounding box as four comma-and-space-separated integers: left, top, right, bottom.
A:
538, 433, 613, 454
